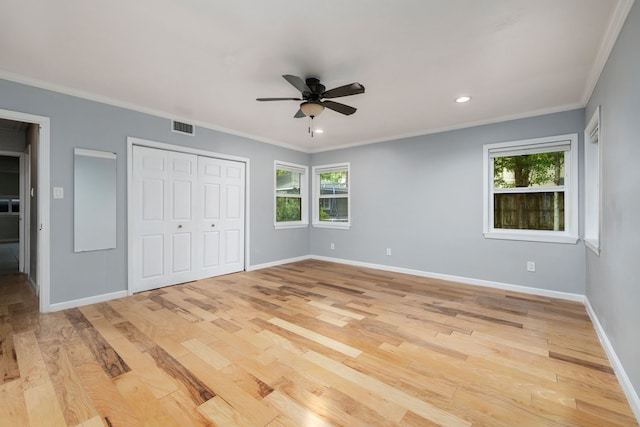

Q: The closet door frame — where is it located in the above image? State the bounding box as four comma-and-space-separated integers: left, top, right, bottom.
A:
126, 137, 250, 295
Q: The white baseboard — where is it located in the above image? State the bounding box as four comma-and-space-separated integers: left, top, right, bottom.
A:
49, 290, 129, 312
247, 255, 312, 271
585, 298, 640, 422
310, 255, 585, 302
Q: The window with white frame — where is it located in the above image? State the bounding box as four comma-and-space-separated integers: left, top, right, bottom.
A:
584, 107, 601, 254
483, 134, 578, 243
274, 161, 308, 228
313, 162, 350, 228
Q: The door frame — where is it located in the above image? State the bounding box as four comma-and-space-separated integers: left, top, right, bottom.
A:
126, 137, 250, 295
0, 108, 51, 313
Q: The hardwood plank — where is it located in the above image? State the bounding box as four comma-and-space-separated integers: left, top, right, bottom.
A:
181, 337, 232, 370
268, 317, 362, 358
64, 308, 130, 379
145, 345, 215, 405
304, 350, 471, 427
197, 395, 256, 427
24, 382, 68, 427
0, 318, 19, 383
0, 379, 29, 427
74, 361, 141, 427
263, 390, 333, 427
39, 341, 99, 426
1, 262, 637, 426
13, 331, 49, 390
179, 352, 279, 427
160, 389, 214, 427
113, 372, 181, 427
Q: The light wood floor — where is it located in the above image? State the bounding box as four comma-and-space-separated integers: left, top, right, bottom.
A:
0, 260, 637, 426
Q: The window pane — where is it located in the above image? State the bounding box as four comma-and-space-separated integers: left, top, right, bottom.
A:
276, 169, 301, 195
0, 199, 8, 213
494, 152, 564, 189
494, 192, 564, 231
320, 171, 348, 195
319, 197, 348, 222
11, 199, 19, 213
276, 197, 301, 222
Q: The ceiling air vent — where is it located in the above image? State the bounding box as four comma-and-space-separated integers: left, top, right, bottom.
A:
171, 120, 195, 136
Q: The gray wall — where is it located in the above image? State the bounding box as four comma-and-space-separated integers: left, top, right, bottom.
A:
311, 109, 586, 294
585, 1, 640, 402
0, 79, 310, 304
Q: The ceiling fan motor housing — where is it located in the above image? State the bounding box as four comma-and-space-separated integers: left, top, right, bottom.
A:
304, 78, 325, 96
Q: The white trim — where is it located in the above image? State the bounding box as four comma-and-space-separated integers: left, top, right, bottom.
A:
74, 148, 116, 159
584, 298, 640, 422
584, 106, 602, 254
483, 133, 579, 244
0, 109, 50, 313
483, 232, 579, 244
126, 137, 251, 296
581, 0, 636, 105
49, 290, 129, 312
309, 255, 585, 302
0, 69, 609, 155
247, 255, 312, 271
308, 103, 585, 153
312, 162, 351, 229
274, 224, 308, 230
0, 70, 304, 153
274, 160, 308, 228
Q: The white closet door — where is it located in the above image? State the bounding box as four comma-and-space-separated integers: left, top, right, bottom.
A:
132, 146, 198, 292
197, 156, 245, 278
132, 145, 245, 293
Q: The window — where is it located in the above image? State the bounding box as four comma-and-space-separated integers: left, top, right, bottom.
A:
584, 107, 601, 254
274, 161, 308, 228
483, 134, 578, 243
0, 196, 19, 215
313, 162, 350, 229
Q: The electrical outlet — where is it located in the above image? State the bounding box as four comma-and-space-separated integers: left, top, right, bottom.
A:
386, 248, 392, 256
527, 261, 536, 272
330, 243, 335, 250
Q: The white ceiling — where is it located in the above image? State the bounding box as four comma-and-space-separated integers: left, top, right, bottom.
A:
0, 0, 632, 152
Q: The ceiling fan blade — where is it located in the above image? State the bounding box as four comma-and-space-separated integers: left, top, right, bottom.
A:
256, 97, 302, 101
283, 75, 312, 94
294, 108, 305, 118
321, 82, 365, 99
322, 100, 357, 115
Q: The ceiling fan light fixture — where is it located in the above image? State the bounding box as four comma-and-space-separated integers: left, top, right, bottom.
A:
300, 101, 324, 117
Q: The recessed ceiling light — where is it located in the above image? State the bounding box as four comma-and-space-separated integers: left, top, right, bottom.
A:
455, 96, 471, 103
315, 129, 324, 134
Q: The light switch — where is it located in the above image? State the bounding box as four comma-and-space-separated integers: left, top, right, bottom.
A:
53, 187, 64, 199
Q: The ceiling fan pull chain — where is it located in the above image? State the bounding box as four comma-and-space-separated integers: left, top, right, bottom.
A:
309, 117, 315, 137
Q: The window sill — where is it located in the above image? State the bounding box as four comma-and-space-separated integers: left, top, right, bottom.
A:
483, 231, 579, 244
274, 223, 308, 230
584, 239, 600, 255
312, 222, 351, 230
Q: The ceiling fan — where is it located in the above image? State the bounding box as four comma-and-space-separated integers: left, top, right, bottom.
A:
257, 75, 365, 119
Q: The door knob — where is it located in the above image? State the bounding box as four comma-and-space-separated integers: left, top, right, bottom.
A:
178, 224, 183, 228
211, 224, 215, 228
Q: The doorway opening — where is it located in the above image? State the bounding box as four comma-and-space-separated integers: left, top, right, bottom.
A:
0, 109, 51, 312
0, 153, 24, 275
